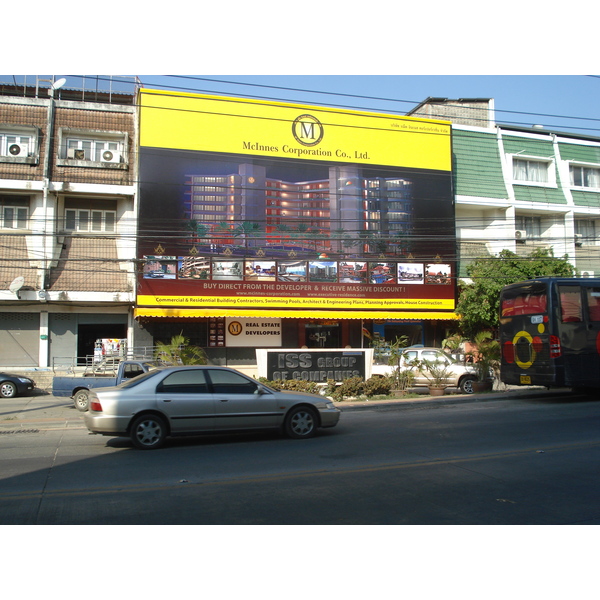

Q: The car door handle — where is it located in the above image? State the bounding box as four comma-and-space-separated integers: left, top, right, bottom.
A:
162, 398, 172, 403
219, 398, 229, 402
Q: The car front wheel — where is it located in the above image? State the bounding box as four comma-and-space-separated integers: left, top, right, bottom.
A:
0, 381, 17, 398
284, 406, 318, 439
460, 376, 476, 394
130, 414, 168, 450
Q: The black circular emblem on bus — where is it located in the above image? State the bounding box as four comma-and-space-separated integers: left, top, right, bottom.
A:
292, 114, 324, 147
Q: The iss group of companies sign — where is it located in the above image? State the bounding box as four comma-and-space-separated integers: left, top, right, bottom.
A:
136, 89, 456, 319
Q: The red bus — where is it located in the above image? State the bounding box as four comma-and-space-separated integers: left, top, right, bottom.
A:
499, 277, 600, 390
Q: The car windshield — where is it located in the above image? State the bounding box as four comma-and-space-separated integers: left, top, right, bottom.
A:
118, 368, 166, 389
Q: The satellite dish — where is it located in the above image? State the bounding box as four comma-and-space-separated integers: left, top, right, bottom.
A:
52, 77, 67, 90
9, 276, 25, 297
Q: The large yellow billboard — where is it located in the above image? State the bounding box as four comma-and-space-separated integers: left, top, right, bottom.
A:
139, 89, 452, 172
136, 89, 456, 323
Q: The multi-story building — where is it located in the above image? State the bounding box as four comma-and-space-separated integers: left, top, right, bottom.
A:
408, 98, 600, 278
0, 76, 139, 376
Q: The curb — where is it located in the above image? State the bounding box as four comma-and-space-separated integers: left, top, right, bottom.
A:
333, 387, 570, 411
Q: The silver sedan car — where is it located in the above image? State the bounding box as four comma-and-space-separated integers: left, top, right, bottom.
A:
83, 366, 341, 450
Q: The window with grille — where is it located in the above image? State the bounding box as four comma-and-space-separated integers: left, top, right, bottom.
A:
512, 157, 554, 185
570, 164, 600, 189
0, 133, 31, 157
516, 215, 542, 238
0, 196, 29, 229
58, 128, 127, 167
0, 127, 38, 163
64, 209, 116, 232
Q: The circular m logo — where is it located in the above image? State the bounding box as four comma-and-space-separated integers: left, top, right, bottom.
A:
292, 114, 324, 147
228, 321, 243, 336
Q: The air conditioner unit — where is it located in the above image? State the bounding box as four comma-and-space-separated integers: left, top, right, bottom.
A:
515, 230, 528, 241
8, 143, 28, 157
574, 233, 583, 247
101, 149, 121, 163
67, 148, 86, 160
581, 271, 595, 278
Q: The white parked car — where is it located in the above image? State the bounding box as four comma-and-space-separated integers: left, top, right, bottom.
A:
372, 346, 489, 394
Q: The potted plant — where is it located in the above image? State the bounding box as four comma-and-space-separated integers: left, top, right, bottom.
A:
469, 331, 500, 392
419, 359, 454, 396
380, 335, 415, 396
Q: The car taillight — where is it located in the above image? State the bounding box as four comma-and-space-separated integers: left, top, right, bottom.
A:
90, 399, 103, 412
549, 335, 562, 358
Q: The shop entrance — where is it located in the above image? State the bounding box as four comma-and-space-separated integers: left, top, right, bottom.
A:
77, 323, 127, 363
375, 322, 423, 347
304, 324, 340, 348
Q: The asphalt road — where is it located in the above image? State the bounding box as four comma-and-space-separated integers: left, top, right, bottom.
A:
1, 389, 599, 525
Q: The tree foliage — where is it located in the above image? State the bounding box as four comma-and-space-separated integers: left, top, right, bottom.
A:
456, 248, 575, 337
154, 333, 208, 365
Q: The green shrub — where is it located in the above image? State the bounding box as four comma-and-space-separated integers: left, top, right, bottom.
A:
258, 378, 320, 394
331, 376, 366, 401
364, 376, 393, 397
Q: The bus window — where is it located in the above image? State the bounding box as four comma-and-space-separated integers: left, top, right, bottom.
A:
559, 286, 582, 322
501, 290, 547, 316
586, 287, 600, 322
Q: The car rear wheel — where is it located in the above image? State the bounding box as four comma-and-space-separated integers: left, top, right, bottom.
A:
460, 376, 476, 394
284, 406, 318, 439
73, 389, 90, 411
0, 381, 17, 398
130, 414, 168, 450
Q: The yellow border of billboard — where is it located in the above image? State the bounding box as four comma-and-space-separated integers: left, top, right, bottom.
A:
139, 89, 452, 172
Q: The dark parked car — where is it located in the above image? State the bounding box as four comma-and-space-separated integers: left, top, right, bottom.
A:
84, 366, 341, 449
0, 372, 36, 398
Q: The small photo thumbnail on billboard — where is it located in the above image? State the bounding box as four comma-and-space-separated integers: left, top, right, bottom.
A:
244, 261, 276, 280
397, 263, 424, 284
339, 261, 368, 283
212, 261, 243, 280
425, 264, 452, 285
143, 256, 177, 279
177, 256, 211, 279
369, 262, 397, 284
308, 260, 338, 283
277, 261, 307, 282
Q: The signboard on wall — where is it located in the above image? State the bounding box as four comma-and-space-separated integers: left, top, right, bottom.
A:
136, 90, 456, 320
256, 348, 372, 383
225, 317, 282, 347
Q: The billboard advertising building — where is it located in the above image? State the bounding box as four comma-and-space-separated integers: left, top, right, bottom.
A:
136, 89, 457, 361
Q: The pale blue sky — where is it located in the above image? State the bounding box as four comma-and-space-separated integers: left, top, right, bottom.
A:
139, 75, 600, 135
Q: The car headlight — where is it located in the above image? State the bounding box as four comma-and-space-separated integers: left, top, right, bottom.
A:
324, 401, 336, 410
17, 377, 31, 383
